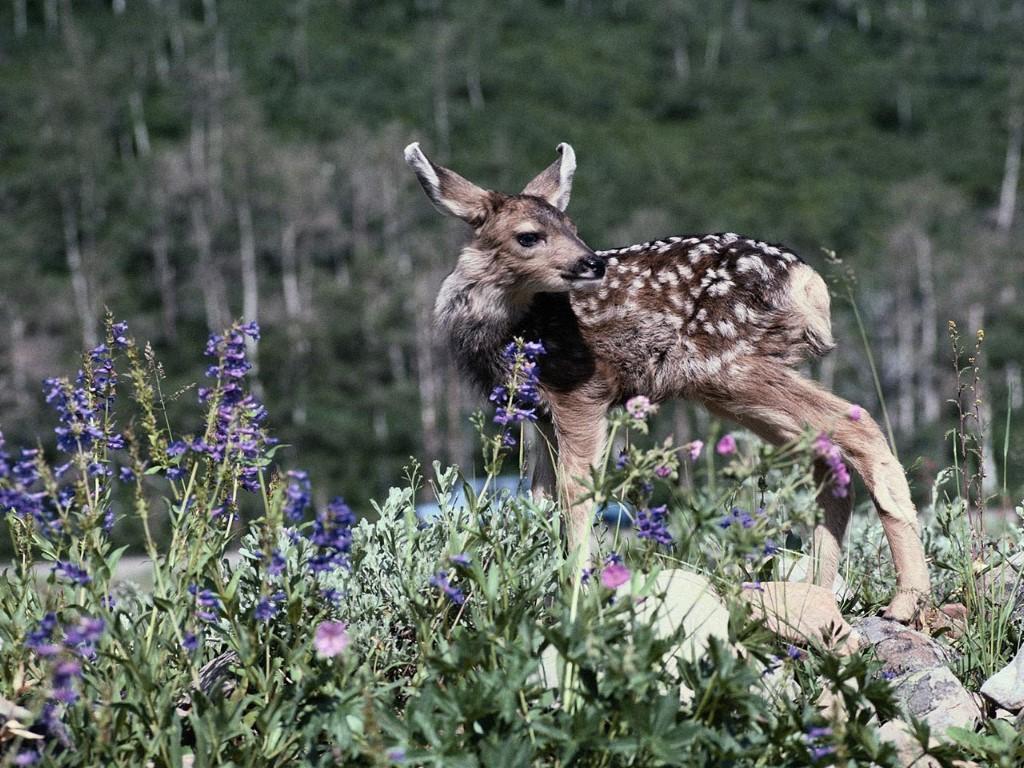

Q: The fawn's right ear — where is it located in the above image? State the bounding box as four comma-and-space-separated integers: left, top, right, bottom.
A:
404, 143, 491, 224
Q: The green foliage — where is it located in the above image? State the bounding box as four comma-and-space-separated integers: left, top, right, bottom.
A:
1, 320, 1021, 766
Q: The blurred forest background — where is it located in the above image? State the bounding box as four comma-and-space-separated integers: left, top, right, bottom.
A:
1, 0, 1022, 516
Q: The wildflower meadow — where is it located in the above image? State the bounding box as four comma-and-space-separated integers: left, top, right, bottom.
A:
1, 317, 1022, 767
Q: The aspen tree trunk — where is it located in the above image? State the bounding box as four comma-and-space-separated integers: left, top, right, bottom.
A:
996, 107, 1022, 233
129, 91, 151, 157
293, 0, 310, 79
913, 232, 940, 423
44, 0, 58, 33
431, 18, 452, 159
281, 221, 309, 425
60, 189, 98, 350
413, 268, 443, 465
237, 200, 262, 394
151, 187, 178, 342
190, 197, 229, 333
896, 290, 916, 436
13, 0, 27, 37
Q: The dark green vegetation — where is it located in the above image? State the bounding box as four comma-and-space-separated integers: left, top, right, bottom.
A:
0, 0, 1022, 519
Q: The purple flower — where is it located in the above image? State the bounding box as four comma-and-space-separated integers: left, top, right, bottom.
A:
493, 339, 545, 445
118, 466, 135, 483
283, 470, 311, 521
600, 563, 631, 589
110, 321, 129, 348
848, 404, 862, 421
429, 571, 466, 605
625, 395, 656, 420
254, 590, 286, 622
386, 747, 406, 763
716, 434, 737, 455
449, 553, 471, 567
308, 497, 356, 572
813, 433, 851, 498
313, 621, 350, 657
197, 321, 271, 492
64, 616, 105, 648
182, 631, 199, 652
763, 538, 779, 556
786, 644, 802, 660
654, 465, 672, 478
266, 548, 287, 576
615, 450, 629, 469
52, 561, 91, 586
810, 745, 836, 760
189, 585, 221, 623
635, 505, 673, 547
685, 440, 704, 462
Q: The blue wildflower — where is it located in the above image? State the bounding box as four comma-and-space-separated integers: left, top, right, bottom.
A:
283, 470, 311, 521
254, 590, 286, 622
52, 561, 91, 586
308, 497, 356, 572
429, 571, 465, 605
635, 504, 673, 547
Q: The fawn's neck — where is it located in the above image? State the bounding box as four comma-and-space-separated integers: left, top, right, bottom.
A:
434, 263, 532, 393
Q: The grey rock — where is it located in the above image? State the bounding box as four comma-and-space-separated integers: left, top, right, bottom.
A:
855, 616, 951, 678
893, 666, 982, 736
855, 617, 980, 742
980, 642, 1024, 712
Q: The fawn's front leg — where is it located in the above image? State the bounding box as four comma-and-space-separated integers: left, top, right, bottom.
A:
548, 397, 608, 568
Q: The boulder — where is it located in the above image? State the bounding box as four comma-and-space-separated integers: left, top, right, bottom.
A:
855, 616, 951, 677
980, 642, 1024, 712
777, 553, 851, 602
537, 567, 731, 694
893, 666, 982, 735
742, 581, 858, 654
854, 617, 981, 741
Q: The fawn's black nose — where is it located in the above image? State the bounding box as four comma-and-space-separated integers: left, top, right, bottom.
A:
570, 254, 605, 280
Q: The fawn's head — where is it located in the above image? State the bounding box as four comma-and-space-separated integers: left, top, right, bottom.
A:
404, 142, 604, 298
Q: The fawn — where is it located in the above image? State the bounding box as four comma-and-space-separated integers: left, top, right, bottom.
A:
404, 141, 931, 623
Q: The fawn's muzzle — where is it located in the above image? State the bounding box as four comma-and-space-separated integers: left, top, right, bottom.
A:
566, 254, 605, 282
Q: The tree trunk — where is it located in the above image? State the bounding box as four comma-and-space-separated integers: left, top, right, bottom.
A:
413, 268, 443, 465
896, 291, 916, 436
997, 106, 1022, 233
152, 186, 178, 342
129, 90, 151, 157
190, 197, 230, 333
281, 221, 309, 425
913, 232, 940, 423
431, 18, 452, 158
237, 200, 262, 394
44, 0, 58, 33
13, 0, 27, 37
60, 188, 98, 350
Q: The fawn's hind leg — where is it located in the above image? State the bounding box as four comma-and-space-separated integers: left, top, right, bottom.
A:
702, 360, 930, 624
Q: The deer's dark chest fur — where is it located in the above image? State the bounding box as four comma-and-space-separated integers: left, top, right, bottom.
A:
438, 232, 824, 406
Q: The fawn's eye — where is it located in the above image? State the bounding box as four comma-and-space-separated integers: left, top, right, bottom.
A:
516, 232, 542, 248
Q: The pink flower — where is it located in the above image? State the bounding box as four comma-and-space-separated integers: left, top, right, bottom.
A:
313, 620, 350, 657
625, 395, 657, 420
685, 440, 704, 462
654, 465, 672, 478
600, 563, 631, 589
848, 405, 862, 421
716, 434, 737, 456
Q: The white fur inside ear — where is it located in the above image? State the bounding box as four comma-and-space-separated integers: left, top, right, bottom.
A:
404, 142, 440, 195
554, 142, 576, 210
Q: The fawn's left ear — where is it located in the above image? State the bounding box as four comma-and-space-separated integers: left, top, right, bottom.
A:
404, 142, 492, 224
521, 143, 576, 211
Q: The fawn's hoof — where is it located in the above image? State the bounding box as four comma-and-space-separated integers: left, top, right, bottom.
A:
881, 589, 930, 627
